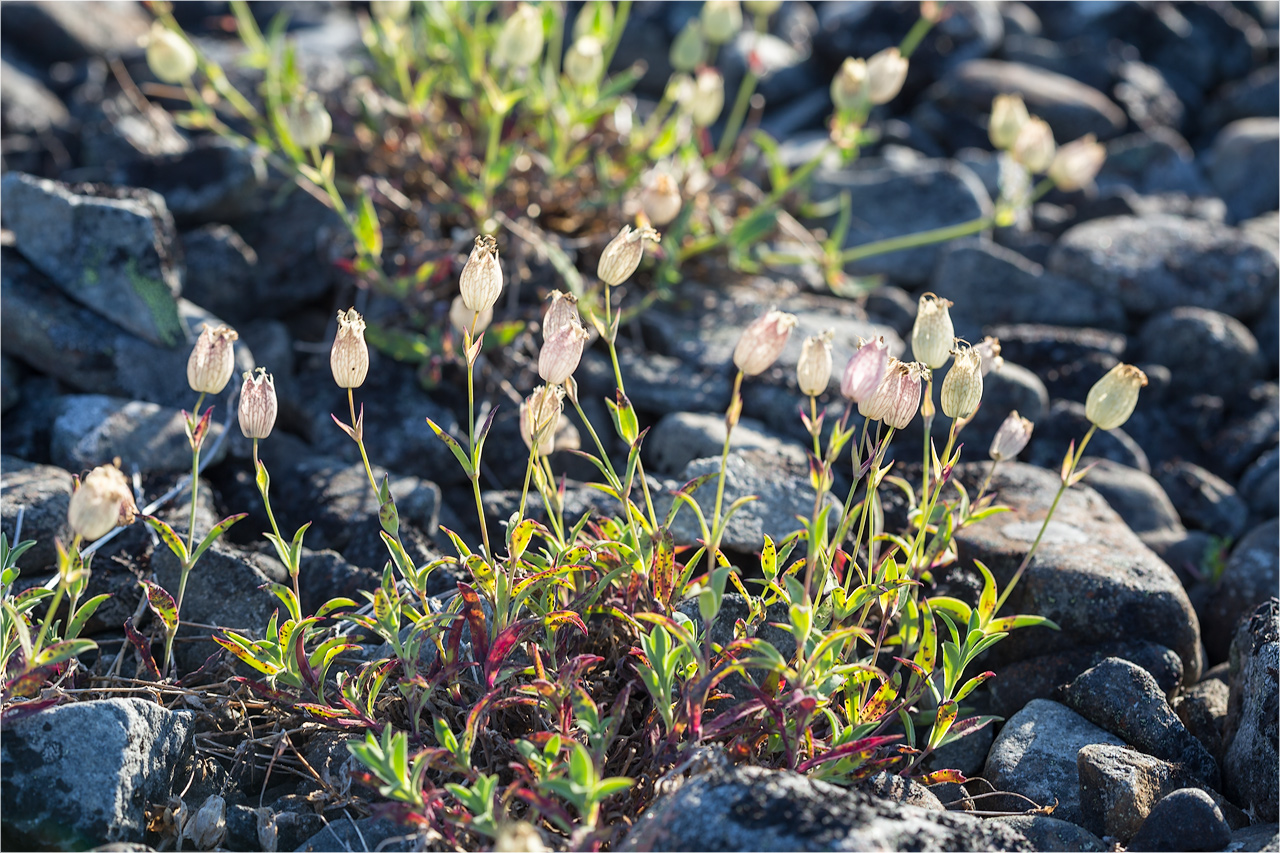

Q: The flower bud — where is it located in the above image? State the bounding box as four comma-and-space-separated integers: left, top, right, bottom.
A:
669, 21, 706, 73
866, 47, 908, 105
989, 410, 1034, 462
1048, 134, 1106, 192
370, 0, 411, 22
639, 169, 683, 227
185, 795, 226, 851
988, 94, 1030, 150
744, 0, 782, 16
539, 322, 589, 385
573, 2, 613, 40
1011, 116, 1056, 174
666, 73, 696, 108
143, 24, 197, 85
284, 93, 332, 149
859, 358, 925, 429
701, 0, 743, 44
542, 290, 580, 340
830, 57, 868, 111
733, 308, 798, 376
910, 293, 955, 370
598, 224, 660, 286
691, 68, 725, 128
460, 234, 504, 312
493, 3, 545, 69
520, 384, 565, 457
187, 324, 239, 395
796, 331, 834, 396
450, 294, 492, 337
974, 335, 1003, 375
564, 35, 604, 87
495, 821, 549, 853
940, 343, 983, 420
68, 464, 138, 541
330, 308, 369, 389
1085, 363, 1147, 431
239, 369, 278, 440
841, 336, 889, 403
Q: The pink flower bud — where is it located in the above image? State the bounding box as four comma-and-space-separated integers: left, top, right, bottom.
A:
330, 308, 369, 389
67, 464, 138, 541
460, 234, 503, 312
989, 410, 1034, 461
840, 336, 889, 403
796, 331, 834, 396
859, 358, 925, 429
238, 368, 278, 440
186, 324, 239, 395
538, 322, 589, 385
598, 224, 660, 286
542, 290, 580, 341
733, 308, 798, 376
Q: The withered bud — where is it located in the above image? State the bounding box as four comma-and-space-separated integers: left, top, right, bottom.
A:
187, 324, 239, 395
796, 330, 834, 396
989, 410, 1034, 461
460, 234, 504, 313
940, 343, 984, 420
67, 463, 138, 541
238, 369, 278, 440
974, 336, 1003, 375
520, 385, 565, 457
598, 224, 660, 286
733, 308, 798, 376
1085, 363, 1147, 431
911, 292, 955, 370
330, 308, 369, 389
184, 795, 226, 851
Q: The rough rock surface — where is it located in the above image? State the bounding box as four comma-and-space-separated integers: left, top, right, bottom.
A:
1126, 788, 1232, 852
1222, 598, 1280, 823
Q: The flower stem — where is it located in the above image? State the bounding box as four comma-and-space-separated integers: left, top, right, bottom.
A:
839, 216, 993, 264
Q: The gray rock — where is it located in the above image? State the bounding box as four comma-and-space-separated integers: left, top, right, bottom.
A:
1, 58, 71, 135
921, 59, 1127, 142
295, 816, 420, 852
0, 457, 73, 572
1229, 823, 1280, 852
1095, 128, 1209, 197
1172, 677, 1231, 760
1202, 65, 1280, 133
1127, 788, 1232, 852
51, 394, 227, 476
1078, 458, 1182, 540
1023, 400, 1150, 474
1139, 307, 1263, 401
239, 188, 345, 317
0, 1, 150, 62
225, 801, 326, 853
1240, 448, 1280, 521
983, 699, 1126, 826
931, 239, 1127, 342
984, 323, 1125, 403
813, 157, 992, 285
0, 247, 254, 411
113, 140, 266, 226
1156, 460, 1249, 540
1204, 519, 1280, 663
1207, 117, 1280, 224
1253, 287, 1279, 374
645, 412, 806, 476
1, 698, 195, 849
581, 347, 733, 416
858, 771, 944, 811
1222, 598, 1279, 822
928, 361, 1048, 463
178, 224, 258, 325
1076, 743, 1247, 842
1058, 657, 1220, 788
0, 355, 20, 414
1047, 215, 1278, 321
1113, 60, 1184, 133
1214, 381, 1279, 478
951, 462, 1201, 681
0, 172, 184, 347
618, 761, 1030, 851
1143, 528, 1218, 589
986, 816, 1106, 852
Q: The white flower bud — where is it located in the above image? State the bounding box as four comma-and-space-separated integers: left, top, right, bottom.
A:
539, 322, 589, 385
330, 308, 369, 389
284, 93, 332, 149
495, 821, 549, 853
670, 21, 706, 72
542, 291, 580, 340
460, 234, 504, 312
144, 24, 197, 85
520, 384, 565, 457
1049, 134, 1106, 192
989, 410, 1034, 461
988, 94, 1030, 150
974, 335, 1003, 375
1085, 363, 1147, 431
449, 294, 492, 337
691, 68, 725, 128
910, 293, 955, 370
187, 324, 239, 395
598, 224, 660, 286
733, 308, 798, 376
859, 358, 926, 429
238, 369, 278, 440
701, 0, 743, 44
796, 331, 834, 396
564, 35, 604, 87
1011, 116, 1056, 174
866, 47, 908, 105
744, 0, 782, 16
639, 169, 683, 227
830, 58, 868, 111
493, 3, 545, 69
940, 343, 983, 420
67, 464, 138, 541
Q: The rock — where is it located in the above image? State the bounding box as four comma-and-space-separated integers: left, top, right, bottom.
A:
857, 771, 944, 812
1, 356, 21, 414
1, 172, 185, 347
1214, 382, 1279, 478
1138, 307, 1263, 401
1202, 65, 1280, 134
238, 188, 345, 317
1155, 460, 1249, 540
112, 140, 265, 226
812, 157, 992, 285
176, 224, 258, 325
0, 1, 150, 63
1076, 743, 1247, 842
862, 285, 917, 340
930, 239, 1127, 342
224, 800, 326, 853
1240, 448, 1280, 521
951, 462, 1201, 681
982, 699, 1126, 826
1256, 288, 1280, 375
986, 816, 1106, 852
1143, 528, 1219, 589
1, 58, 72, 136
1229, 823, 1280, 852
1047, 215, 1278, 321
74, 85, 188, 170
1094, 128, 1209, 197
1058, 657, 1220, 788
1, 698, 195, 849
0, 250, 254, 410
987, 640, 1184, 720
1023, 400, 1149, 474
1077, 459, 1182, 540
51, 394, 227, 476
296, 816, 420, 852
295, 548, 380, 618
1126, 788, 1232, 852
1173, 677, 1232, 760
1222, 598, 1279, 822
645, 412, 806, 476
1112, 60, 1184, 133
618, 761, 1030, 851
1203, 519, 1280, 663
579, 347, 732, 417
0, 457, 73, 572
1207, 117, 1280, 224
983, 323, 1125, 404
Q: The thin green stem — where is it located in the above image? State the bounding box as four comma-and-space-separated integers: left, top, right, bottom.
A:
909, 420, 958, 574
840, 216, 993, 264
711, 371, 745, 548
715, 67, 758, 163
185, 391, 207, 557
897, 10, 937, 58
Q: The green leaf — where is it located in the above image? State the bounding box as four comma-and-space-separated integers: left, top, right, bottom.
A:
355, 192, 383, 259
65, 593, 111, 641
140, 581, 179, 631
425, 417, 475, 477
191, 513, 247, 566
507, 518, 541, 562
974, 559, 997, 627
143, 516, 188, 565
985, 614, 1058, 633
34, 638, 96, 667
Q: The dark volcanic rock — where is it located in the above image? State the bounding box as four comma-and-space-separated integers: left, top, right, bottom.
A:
1126, 788, 1232, 852
1222, 599, 1279, 823
1204, 519, 1280, 663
